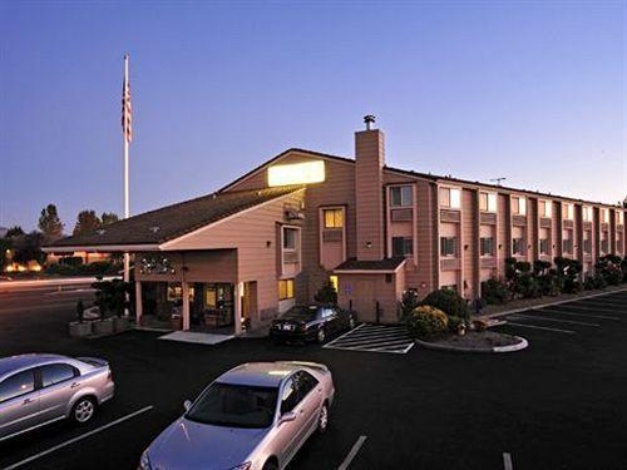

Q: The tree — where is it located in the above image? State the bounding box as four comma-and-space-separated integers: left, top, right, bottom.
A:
0, 237, 12, 271
5, 226, 25, 238
38, 204, 64, 242
73, 210, 101, 236
101, 212, 119, 226
12, 231, 45, 265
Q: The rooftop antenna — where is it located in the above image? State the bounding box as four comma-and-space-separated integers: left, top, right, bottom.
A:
364, 114, 376, 130
490, 177, 506, 186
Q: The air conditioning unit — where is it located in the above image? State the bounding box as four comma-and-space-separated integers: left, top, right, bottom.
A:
285, 210, 306, 221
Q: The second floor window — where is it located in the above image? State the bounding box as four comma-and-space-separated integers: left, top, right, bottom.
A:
583, 232, 592, 254
389, 186, 413, 207
323, 208, 344, 228
562, 239, 573, 253
392, 237, 413, 257
512, 237, 525, 255
283, 228, 298, 249
440, 187, 461, 210
440, 237, 457, 257
479, 192, 497, 213
564, 203, 574, 220
539, 238, 550, 255
539, 200, 552, 218
511, 196, 526, 216
582, 206, 593, 222
618, 211, 624, 225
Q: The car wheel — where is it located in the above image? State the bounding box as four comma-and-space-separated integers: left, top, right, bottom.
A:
262, 459, 279, 470
317, 402, 329, 434
72, 397, 96, 424
316, 328, 326, 344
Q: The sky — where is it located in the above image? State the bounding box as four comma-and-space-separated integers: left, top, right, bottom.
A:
1, 0, 625, 233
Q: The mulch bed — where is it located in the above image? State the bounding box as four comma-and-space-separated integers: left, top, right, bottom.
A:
429, 331, 521, 350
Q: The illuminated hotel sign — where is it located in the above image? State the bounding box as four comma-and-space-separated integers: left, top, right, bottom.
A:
267, 161, 326, 187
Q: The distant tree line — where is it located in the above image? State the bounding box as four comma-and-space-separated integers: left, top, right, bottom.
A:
1, 204, 119, 272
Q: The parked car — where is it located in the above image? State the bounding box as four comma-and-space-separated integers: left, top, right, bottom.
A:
139, 361, 335, 470
269, 305, 356, 344
0, 354, 115, 442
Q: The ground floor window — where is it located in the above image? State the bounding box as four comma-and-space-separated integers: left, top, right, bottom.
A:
512, 237, 525, 255
278, 279, 295, 300
539, 238, 550, 255
480, 237, 494, 256
440, 237, 457, 257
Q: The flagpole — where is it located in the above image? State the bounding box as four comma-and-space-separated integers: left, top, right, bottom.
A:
123, 54, 131, 314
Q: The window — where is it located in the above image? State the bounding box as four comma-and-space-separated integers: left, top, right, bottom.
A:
618, 211, 624, 225
323, 208, 344, 229
582, 206, 593, 222
479, 192, 497, 213
539, 200, 552, 218
618, 233, 624, 253
389, 186, 413, 207
440, 187, 461, 209
564, 203, 574, 220
600, 234, 608, 254
440, 237, 457, 257
0, 369, 35, 403
480, 237, 494, 256
600, 208, 609, 224
511, 196, 526, 215
539, 238, 550, 255
278, 279, 294, 300
294, 371, 318, 398
283, 228, 298, 249
512, 237, 525, 255
583, 232, 592, 254
562, 229, 573, 253
41, 364, 77, 388
280, 378, 300, 414
392, 237, 413, 257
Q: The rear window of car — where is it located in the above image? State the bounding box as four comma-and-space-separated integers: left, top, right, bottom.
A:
186, 383, 278, 429
41, 364, 78, 387
284, 306, 318, 321
0, 369, 36, 403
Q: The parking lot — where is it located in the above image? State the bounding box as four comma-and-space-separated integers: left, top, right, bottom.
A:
1, 286, 627, 469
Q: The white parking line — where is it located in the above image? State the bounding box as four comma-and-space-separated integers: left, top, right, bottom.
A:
506, 322, 576, 334
538, 308, 620, 321
509, 314, 600, 327
503, 452, 514, 470
325, 324, 366, 347
3, 405, 154, 470
338, 435, 368, 470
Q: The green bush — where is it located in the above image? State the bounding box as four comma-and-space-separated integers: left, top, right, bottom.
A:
481, 277, 510, 305
447, 315, 465, 333
421, 289, 470, 320
404, 305, 449, 340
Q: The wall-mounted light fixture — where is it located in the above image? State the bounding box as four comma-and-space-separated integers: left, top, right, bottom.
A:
366, 241, 373, 248
498, 244, 503, 250
464, 244, 469, 251
266, 241, 272, 248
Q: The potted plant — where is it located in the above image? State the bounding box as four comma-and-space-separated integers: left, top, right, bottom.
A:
69, 299, 93, 337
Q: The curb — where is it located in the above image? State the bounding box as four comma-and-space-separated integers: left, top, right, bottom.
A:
477, 286, 627, 320
414, 335, 528, 354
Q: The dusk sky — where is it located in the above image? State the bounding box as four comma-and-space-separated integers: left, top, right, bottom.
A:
1, 1, 624, 233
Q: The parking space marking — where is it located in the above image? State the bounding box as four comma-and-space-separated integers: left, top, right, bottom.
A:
509, 314, 600, 327
338, 435, 367, 470
324, 324, 414, 354
505, 322, 576, 334
576, 300, 627, 309
552, 304, 622, 314
2, 405, 154, 470
503, 452, 514, 470
537, 307, 620, 321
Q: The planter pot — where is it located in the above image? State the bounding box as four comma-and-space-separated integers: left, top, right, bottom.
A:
113, 316, 130, 332
69, 321, 93, 338
170, 315, 183, 330
93, 318, 114, 336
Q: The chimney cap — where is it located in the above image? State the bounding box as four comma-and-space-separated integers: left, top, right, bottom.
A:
364, 115, 376, 130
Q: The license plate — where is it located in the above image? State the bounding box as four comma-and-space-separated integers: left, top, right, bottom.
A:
281, 324, 294, 331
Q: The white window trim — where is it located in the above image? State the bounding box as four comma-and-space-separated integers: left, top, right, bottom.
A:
281, 225, 302, 267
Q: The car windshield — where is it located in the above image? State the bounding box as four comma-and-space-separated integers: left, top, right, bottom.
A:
186, 383, 278, 428
283, 306, 318, 321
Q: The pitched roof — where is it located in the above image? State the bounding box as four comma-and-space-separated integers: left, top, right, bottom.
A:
334, 257, 407, 273
48, 186, 302, 250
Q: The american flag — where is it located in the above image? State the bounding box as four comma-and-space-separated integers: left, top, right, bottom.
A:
121, 56, 132, 144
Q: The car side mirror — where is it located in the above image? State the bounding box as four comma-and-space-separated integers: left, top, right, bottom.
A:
183, 400, 192, 411
278, 411, 296, 425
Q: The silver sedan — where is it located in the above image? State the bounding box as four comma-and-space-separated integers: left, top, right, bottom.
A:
0, 353, 115, 442
140, 361, 335, 470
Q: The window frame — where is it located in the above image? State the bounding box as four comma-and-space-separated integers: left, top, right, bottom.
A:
440, 187, 461, 210
322, 208, 344, 229
440, 236, 457, 257
389, 185, 413, 208
479, 192, 497, 213
40, 363, 79, 388
391, 236, 413, 257
0, 369, 36, 404
480, 237, 495, 257
278, 279, 295, 301
511, 196, 527, 216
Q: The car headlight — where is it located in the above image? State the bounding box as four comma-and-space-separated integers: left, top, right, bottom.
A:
138, 450, 151, 470
230, 463, 251, 470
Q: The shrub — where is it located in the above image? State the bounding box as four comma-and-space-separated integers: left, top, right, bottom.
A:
481, 277, 510, 305
400, 289, 420, 319
421, 289, 470, 320
46, 263, 78, 276
447, 315, 465, 333
404, 305, 449, 340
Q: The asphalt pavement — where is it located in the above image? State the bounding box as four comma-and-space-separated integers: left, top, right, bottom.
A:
1, 285, 626, 469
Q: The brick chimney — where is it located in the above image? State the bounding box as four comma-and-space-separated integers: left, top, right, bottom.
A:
355, 115, 385, 261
